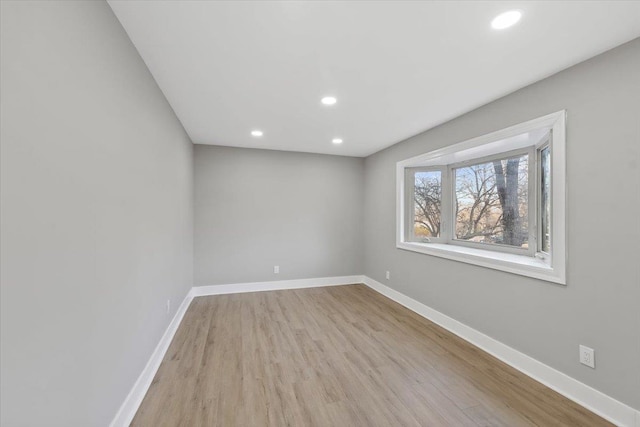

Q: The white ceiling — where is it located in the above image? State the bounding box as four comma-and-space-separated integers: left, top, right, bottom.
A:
108, 1, 640, 157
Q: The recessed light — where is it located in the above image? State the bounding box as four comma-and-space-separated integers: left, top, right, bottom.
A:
251, 130, 263, 137
491, 10, 522, 30
332, 138, 343, 144
321, 96, 337, 105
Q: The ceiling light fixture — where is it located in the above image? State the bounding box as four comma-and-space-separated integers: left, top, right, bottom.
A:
321, 96, 337, 105
332, 138, 343, 144
491, 10, 522, 30
251, 130, 263, 137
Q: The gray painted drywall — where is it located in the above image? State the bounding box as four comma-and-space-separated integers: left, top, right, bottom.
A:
364, 38, 640, 409
0, 1, 193, 426
195, 145, 364, 285
1, 0, 637, 423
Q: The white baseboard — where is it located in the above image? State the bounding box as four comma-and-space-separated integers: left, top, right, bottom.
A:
109, 276, 361, 426
362, 276, 640, 427
110, 276, 639, 427
109, 289, 195, 427
191, 275, 364, 297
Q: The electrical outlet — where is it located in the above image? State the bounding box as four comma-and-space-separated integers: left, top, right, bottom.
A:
385, 271, 390, 280
579, 345, 595, 368
166, 299, 171, 314
274, 265, 279, 274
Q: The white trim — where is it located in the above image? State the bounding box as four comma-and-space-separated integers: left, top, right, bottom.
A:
109, 288, 195, 427
396, 110, 567, 284
362, 276, 640, 427
192, 275, 364, 297
397, 241, 563, 284
110, 276, 363, 426
110, 276, 640, 427
396, 111, 564, 169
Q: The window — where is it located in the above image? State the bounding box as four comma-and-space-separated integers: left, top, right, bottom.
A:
539, 145, 551, 254
454, 152, 531, 251
397, 111, 566, 284
409, 168, 442, 240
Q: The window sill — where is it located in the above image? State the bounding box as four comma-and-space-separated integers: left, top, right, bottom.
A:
396, 241, 565, 285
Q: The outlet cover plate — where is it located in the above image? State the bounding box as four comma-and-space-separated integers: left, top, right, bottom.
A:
579, 345, 595, 368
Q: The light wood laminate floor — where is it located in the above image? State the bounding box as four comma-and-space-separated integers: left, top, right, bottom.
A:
132, 284, 612, 426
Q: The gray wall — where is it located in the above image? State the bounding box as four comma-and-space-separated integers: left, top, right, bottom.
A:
364, 38, 640, 410
0, 1, 193, 426
195, 145, 364, 285
1, 0, 637, 423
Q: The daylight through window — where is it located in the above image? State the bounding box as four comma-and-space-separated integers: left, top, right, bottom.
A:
397, 111, 566, 284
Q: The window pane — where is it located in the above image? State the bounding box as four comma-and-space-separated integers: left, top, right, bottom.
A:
454, 154, 529, 248
540, 146, 551, 253
414, 170, 441, 238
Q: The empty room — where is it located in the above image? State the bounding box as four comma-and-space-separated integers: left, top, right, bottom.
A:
2, 1, 640, 426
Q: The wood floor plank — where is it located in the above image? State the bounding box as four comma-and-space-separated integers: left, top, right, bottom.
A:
131, 284, 613, 426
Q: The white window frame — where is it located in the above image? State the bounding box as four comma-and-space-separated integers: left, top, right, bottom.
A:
396, 111, 566, 284
405, 166, 446, 243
